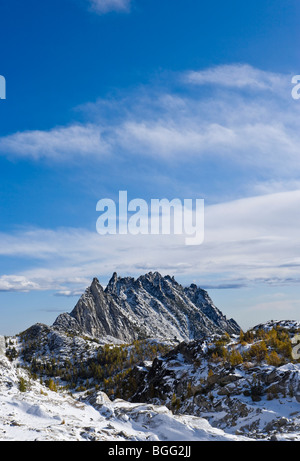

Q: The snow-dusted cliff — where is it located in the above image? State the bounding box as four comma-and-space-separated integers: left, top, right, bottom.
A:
53, 272, 240, 342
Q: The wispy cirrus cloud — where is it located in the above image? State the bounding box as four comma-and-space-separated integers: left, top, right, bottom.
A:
0, 124, 110, 161
184, 63, 288, 92
87, 0, 131, 14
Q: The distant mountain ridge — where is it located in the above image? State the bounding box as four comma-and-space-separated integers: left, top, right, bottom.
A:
53, 272, 240, 342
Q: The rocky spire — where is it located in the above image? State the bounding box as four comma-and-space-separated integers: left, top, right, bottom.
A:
53, 272, 241, 342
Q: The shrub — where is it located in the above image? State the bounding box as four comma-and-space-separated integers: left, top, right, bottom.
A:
228, 349, 243, 366
266, 350, 282, 367
247, 341, 268, 363
46, 378, 57, 392
18, 377, 28, 392
171, 393, 181, 413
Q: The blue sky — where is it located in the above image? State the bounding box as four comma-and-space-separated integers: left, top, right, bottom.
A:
0, 0, 300, 334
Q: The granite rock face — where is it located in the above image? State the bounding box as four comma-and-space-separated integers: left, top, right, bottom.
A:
53, 272, 240, 342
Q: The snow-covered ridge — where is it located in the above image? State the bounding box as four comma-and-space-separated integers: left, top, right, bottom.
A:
252, 320, 300, 332
1, 316, 300, 441
0, 345, 250, 441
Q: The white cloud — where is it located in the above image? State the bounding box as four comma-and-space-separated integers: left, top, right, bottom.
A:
55, 289, 87, 297
2, 189, 300, 293
0, 275, 40, 292
0, 124, 109, 161
0, 64, 298, 178
88, 0, 131, 14
115, 121, 237, 158
184, 63, 287, 92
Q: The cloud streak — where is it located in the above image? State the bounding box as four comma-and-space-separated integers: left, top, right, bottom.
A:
184, 63, 288, 92
88, 0, 131, 14
0, 275, 40, 292
1, 189, 300, 292
0, 124, 109, 161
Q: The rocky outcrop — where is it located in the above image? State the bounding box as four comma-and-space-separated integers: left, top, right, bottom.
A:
126, 328, 300, 439
54, 277, 142, 342
53, 272, 241, 342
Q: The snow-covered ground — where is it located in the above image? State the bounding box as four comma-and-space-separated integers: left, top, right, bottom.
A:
1, 324, 299, 442
0, 349, 251, 441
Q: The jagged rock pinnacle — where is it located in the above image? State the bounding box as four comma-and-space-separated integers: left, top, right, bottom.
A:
53, 272, 241, 342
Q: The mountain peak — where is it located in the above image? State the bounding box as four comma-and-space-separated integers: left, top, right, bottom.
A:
53, 272, 241, 342
106, 271, 118, 292
91, 277, 100, 288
